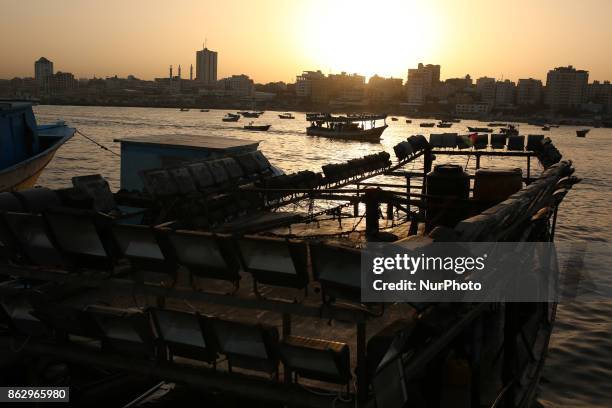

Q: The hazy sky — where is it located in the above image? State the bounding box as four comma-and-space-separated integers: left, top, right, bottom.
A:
1, 0, 611, 83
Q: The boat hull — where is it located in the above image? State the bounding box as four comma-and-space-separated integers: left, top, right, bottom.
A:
306, 125, 388, 141
244, 125, 271, 131
0, 126, 74, 192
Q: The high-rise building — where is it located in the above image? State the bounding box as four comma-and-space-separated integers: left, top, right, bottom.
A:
517, 78, 543, 106
494, 80, 516, 106
367, 75, 404, 102
217, 74, 254, 97
545, 66, 588, 110
588, 81, 612, 113
476, 77, 496, 105
295, 70, 326, 99
196, 46, 218, 85
34, 57, 53, 86
406, 63, 441, 105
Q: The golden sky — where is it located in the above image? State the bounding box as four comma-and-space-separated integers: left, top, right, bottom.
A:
1, 0, 611, 83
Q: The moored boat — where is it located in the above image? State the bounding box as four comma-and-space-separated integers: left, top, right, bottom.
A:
200, 109, 209, 112
306, 113, 388, 141
244, 123, 271, 131
391, 117, 398, 121
242, 111, 261, 118
0, 101, 74, 191
468, 126, 493, 133
576, 129, 589, 137
405, 119, 412, 123
222, 113, 240, 122
437, 121, 452, 128
278, 112, 295, 119
420, 122, 435, 128
179, 108, 189, 112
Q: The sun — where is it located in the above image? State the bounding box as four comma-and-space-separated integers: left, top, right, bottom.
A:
299, 0, 440, 79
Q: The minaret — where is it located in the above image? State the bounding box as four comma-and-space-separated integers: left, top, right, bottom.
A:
169, 65, 173, 78
178, 65, 181, 78
190, 64, 193, 81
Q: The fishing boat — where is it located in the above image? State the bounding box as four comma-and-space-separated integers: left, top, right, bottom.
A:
500, 124, 519, 136
242, 111, 261, 118
468, 126, 493, 133
244, 122, 271, 131
306, 113, 388, 141
437, 121, 452, 128
576, 129, 589, 137
222, 113, 240, 122
0, 101, 74, 191
278, 112, 295, 119
420, 122, 435, 127
0, 127, 577, 408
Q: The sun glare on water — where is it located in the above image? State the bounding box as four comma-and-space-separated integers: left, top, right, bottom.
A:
299, 0, 440, 79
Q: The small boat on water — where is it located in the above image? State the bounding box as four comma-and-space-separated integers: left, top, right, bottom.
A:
278, 112, 295, 119
244, 122, 271, 131
542, 126, 550, 131
405, 119, 412, 124
420, 122, 435, 128
576, 129, 589, 137
179, 108, 189, 112
200, 109, 209, 112
0, 101, 74, 191
222, 113, 240, 122
437, 121, 452, 128
306, 113, 388, 142
468, 126, 493, 133
487, 122, 507, 127
391, 117, 398, 121
242, 111, 261, 118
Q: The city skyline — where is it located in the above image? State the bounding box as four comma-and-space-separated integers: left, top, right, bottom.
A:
1, 0, 612, 83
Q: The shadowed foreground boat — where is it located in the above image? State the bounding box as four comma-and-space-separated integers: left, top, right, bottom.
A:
0, 101, 74, 191
0, 131, 579, 407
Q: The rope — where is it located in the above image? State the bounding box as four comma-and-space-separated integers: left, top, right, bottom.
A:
75, 129, 121, 157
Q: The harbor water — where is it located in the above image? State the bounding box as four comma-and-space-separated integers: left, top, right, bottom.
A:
34, 105, 612, 407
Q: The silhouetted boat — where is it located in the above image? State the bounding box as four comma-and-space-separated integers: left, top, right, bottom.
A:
391, 117, 398, 121
576, 129, 589, 137
244, 123, 271, 131
0, 101, 74, 191
542, 126, 550, 131
222, 113, 240, 122
306, 114, 388, 142
405, 119, 412, 124
420, 122, 435, 128
468, 126, 493, 133
437, 122, 452, 128
242, 112, 261, 118
179, 108, 189, 112
200, 109, 209, 112
278, 113, 295, 119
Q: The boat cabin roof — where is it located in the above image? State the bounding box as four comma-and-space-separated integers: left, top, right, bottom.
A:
0, 100, 35, 111
308, 113, 387, 123
114, 134, 259, 151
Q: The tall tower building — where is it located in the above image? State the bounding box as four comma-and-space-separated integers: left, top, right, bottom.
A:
545, 66, 589, 111
34, 57, 53, 85
196, 44, 218, 85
